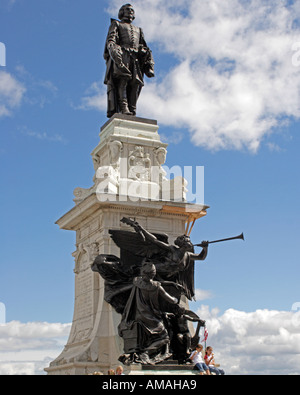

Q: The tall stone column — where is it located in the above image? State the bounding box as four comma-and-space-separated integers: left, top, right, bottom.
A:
45, 115, 208, 375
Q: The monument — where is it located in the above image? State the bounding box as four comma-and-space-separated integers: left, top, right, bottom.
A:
45, 4, 243, 375
45, 109, 209, 375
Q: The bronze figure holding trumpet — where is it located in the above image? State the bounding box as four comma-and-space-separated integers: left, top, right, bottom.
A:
92, 217, 244, 365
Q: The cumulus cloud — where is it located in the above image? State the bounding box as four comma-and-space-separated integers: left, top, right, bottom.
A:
0, 360, 52, 375
79, 81, 106, 112
89, 0, 300, 152
0, 321, 71, 375
194, 288, 214, 301
196, 306, 300, 375
1, 310, 300, 375
0, 71, 26, 118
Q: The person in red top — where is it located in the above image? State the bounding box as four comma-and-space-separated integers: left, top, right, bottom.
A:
204, 346, 225, 375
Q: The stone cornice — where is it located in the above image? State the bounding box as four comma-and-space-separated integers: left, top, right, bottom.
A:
56, 193, 209, 231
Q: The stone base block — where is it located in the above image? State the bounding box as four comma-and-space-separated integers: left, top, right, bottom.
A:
129, 362, 197, 376
45, 362, 111, 376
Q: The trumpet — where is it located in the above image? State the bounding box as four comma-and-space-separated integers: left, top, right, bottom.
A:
193, 233, 244, 248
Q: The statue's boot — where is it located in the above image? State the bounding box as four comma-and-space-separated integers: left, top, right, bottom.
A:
119, 99, 133, 115
128, 105, 136, 116
118, 79, 133, 115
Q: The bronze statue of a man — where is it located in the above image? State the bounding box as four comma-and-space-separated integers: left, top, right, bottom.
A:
104, 4, 155, 117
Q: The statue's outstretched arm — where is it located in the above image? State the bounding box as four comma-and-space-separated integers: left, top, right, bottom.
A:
137, 225, 171, 252
188, 242, 209, 261
120, 217, 171, 251
158, 285, 179, 305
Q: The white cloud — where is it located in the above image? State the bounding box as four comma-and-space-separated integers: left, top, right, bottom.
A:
79, 81, 107, 112
21, 129, 66, 144
1, 309, 300, 375
194, 288, 214, 301
14, 65, 58, 109
160, 130, 184, 145
0, 321, 71, 375
0, 359, 52, 376
0, 71, 26, 118
93, 0, 300, 152
196, 306, 300, 375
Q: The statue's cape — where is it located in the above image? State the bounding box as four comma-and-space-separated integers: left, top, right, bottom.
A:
118, 277, 180, 354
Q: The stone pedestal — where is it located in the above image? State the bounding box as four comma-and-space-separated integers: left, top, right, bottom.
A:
129, 360, 198, 375
45, 115, 208, 375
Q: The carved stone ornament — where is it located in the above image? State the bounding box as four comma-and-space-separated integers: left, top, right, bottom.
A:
154, 146, 167, 166
108, 140, 123, 166
128, 146, 151, 181
73, 186, 96, 205
74, 242, 100, 274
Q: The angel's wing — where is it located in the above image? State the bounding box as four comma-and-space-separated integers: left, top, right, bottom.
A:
109, 229, 169, 269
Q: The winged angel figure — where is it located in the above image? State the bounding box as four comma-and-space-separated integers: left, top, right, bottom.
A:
91, 217, 208, 364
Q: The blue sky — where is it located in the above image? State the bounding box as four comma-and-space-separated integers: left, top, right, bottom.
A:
1, 0, 300, 375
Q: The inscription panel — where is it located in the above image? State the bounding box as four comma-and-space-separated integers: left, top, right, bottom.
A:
77, 270, 93, 296
79, 252, 90, 272
71, 252, 96, 343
